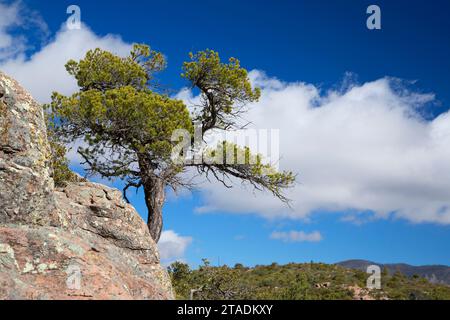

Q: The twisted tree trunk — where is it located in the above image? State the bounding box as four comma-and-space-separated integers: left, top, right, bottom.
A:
142, 177, 165, 243
138, 154, 165, 243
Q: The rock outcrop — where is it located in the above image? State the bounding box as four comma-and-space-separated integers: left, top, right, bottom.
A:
0, 71, 173, 300
0, 73, 58, 226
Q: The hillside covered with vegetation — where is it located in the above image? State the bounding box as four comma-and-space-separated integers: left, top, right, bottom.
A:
169, 260, 450, 300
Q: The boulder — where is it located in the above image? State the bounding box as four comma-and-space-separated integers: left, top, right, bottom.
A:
0, 72, 59, 226
0, 71, 173, 300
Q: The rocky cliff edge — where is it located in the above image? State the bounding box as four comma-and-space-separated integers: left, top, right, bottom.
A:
0, 71, 173, 300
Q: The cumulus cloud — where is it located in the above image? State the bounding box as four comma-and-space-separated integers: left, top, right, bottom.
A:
0, 19, 131, 102
270, 230, 323, 243
0, 0, 49, 60
0, 1, 22, 56
181, 70, 450, 225
158, 230, 193, 264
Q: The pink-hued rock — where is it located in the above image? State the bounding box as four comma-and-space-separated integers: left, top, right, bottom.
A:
0, 71, 173, 300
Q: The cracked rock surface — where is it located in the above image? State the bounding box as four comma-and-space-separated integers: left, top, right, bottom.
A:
0, 71, 173, 300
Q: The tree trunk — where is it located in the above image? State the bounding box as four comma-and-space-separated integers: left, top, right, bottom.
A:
142, 176, 165, 243
137, 154, 165, 243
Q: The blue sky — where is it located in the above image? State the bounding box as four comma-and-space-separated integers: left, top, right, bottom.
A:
1, 0, 449, 267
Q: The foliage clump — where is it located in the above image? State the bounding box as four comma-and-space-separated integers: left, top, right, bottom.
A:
46, 44, 295, 242
45, 115, 78, 187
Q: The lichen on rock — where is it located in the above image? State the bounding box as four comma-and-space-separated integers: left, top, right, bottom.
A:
0, 71, 173, 300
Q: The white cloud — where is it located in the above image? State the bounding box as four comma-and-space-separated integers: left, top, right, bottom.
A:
158, 230, 193, 264
181, 70, 450, 225
270, 230, 323, 243
0, 1, 21, 53
0, 0, 49, 60
0, 21, 131, 103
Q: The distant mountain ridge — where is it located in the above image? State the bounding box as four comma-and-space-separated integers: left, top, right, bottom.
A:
337, 260, 450, 285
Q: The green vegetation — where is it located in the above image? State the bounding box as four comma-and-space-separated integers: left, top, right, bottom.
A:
46, 44, 295, 242
45, 114, 78, 187
169, 260, 450, 300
